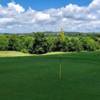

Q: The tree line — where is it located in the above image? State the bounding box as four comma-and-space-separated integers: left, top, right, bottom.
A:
0, 32, 100, 54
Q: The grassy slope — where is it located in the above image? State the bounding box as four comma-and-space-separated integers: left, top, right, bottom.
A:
0, 51, 31, 57
0, 51, 68, 57
0, 51, 71, 57
0, 52, 100, 100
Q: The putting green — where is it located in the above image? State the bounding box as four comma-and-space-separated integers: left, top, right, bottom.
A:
0, 51, 100, 100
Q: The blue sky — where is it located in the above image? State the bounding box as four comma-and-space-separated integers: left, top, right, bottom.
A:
1, 0, 92, 10
0, 0, 100, 33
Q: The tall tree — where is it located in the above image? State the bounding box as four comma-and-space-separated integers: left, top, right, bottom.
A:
59, 28, 65, 42
30, 32, 49, 54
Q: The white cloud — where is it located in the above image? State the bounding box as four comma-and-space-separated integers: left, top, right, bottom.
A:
35, 12, 50, 21
0, 18, 14, 23
7, 2, 25, 13
0, 0, 100, 33
89, 0, 100, 9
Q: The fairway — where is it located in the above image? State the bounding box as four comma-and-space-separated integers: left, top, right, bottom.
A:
0, 52, 100, 100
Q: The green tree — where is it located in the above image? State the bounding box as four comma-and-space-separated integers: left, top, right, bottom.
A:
81, 37, 97, 51
0, 35, 8, 50
52, 30, 67, 52
47, 35, 55, 52
67, 37, 83, 52
30, 32, 49, 54
59, 28, 65, 42
7, 35, 20, 51
18, 36, 33, 53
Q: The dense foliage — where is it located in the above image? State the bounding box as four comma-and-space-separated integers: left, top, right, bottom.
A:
0, 32, 100, 54
30, 33, 49, 54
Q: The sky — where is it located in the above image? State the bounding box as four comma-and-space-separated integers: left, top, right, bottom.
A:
0, 0, 100, 33
1, 0, 92, 10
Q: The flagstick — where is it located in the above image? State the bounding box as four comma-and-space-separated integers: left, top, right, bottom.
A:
59, 63, 62, 80
59, 56, 62, 80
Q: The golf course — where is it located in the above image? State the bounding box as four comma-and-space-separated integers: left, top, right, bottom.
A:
0, 51, 100, 100
0, 0, 100, 99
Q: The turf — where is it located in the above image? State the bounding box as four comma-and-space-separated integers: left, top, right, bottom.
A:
0, 52, 100, 100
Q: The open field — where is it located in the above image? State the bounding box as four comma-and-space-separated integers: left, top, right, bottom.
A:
0, 52, 100, 100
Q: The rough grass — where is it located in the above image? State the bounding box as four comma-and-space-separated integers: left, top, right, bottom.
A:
0, 51, 31, 57
0, 51, 94, 57
0, 51, 70, 57
0, 52, 100, 100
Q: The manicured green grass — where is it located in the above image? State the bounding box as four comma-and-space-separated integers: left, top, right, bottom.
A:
0, 52, 100, 100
